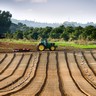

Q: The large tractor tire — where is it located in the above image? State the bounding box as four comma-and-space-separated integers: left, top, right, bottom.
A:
38, 44, 45, 51
50, 46, 56, 51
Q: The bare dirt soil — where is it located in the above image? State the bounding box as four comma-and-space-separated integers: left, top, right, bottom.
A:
0, 41, 94, 53
0, 51, 96, 96
0, 42, 36, 52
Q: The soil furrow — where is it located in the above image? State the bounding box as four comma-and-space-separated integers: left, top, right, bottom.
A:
0, 54, 34, 96
83, 52, 96, 75
0, 54, 30, 90
90, 51, 96, 61
40, 52, 61, 96
58, 52, 86, 96
67, 52, 96, 96
74, 52, 96, 88
0, 51, 96, 96
0, 54, 32, 91
92, 52, 96, 60
0, 54, 15, 74
0, 54, 23, 81
0, 54, 7, 64
10, 52, 47, 96
56, 52, 65, 96
35, 52, 49, 96
3, 52, 40, 96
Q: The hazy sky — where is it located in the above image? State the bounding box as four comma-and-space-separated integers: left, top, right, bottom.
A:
0, 0, 96, 23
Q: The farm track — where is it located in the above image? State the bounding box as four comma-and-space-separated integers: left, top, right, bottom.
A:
0, 51, 96, 96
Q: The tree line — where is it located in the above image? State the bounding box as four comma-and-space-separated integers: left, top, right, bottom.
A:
0, 10, 96, 41
6, 23, 96, 41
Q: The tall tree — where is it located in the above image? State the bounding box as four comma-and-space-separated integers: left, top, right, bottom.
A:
13, 30, 23, 39
0, 10, 12, 34
82, 25, 95, 40
50, 26, 64, 39
70, 26, 83, 40
40, 26, 52, 39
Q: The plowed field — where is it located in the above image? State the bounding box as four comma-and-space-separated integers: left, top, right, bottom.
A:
0, 51, 96, 96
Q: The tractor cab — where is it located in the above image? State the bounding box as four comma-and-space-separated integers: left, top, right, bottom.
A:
37, 38, 57, 51
41, 39, 48, 46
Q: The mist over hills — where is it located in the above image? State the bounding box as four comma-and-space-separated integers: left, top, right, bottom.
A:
63, 21, 96, 27
11, 19, 60, 27
11, 19, 96, 28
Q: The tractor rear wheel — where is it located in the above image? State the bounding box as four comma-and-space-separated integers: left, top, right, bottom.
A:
50, 46, 56, 51
38, 44, 45, 51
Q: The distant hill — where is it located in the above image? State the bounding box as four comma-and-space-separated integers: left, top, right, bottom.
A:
11, 19, 60, 27
11, 19, 96, 28
10, 23, 18, 33
63, 21, 96, 27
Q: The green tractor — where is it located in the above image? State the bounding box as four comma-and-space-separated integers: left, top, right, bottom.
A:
37, 39, 57, 51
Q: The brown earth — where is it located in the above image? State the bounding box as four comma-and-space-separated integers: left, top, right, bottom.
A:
0, 51, 96, 96
0, 42, 36, 52
0, 42, 94, 53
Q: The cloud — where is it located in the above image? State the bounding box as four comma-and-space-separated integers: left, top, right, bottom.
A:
14, 0, 47, 3
26, 9, 33, 12
31, 0, 47, 3
14, 0, 26, 2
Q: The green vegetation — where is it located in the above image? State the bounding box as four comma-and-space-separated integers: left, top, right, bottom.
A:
0, 39, 38, 45
5, 24, 96, 41
0, 10, 96, 42
55, 42, 96, 49
0, 10, 96, 49
0, 39, 96, 49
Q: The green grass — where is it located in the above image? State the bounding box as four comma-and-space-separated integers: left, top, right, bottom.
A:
0, 39, 38, 45
55, 41, 96, 49
0, 39, 96, 49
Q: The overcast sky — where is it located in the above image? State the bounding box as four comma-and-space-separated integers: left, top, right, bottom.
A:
0, 0, 96, 23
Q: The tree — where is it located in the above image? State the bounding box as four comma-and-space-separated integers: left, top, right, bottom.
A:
61, 31, 69, 41
5, 32, 13, 39
13, 30, 23, 39
71, 26, 83, 40
82, 25, 95, 40
23, 28, 33, 39
65, 26, 74, 34
91, 29, 96, 40
0, 10, 12, 34
50, 26, 64, 39
40, 27, 52, 39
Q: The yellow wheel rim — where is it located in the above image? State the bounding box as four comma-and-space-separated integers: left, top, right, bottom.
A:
51, 46, 55, 51
39, 45, 44, 51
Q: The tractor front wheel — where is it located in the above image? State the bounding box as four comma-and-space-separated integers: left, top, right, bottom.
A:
38, 44, 45, 51
50, 46, 56, 51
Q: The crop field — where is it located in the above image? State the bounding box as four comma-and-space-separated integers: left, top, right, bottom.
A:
0, 51, 96, 96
